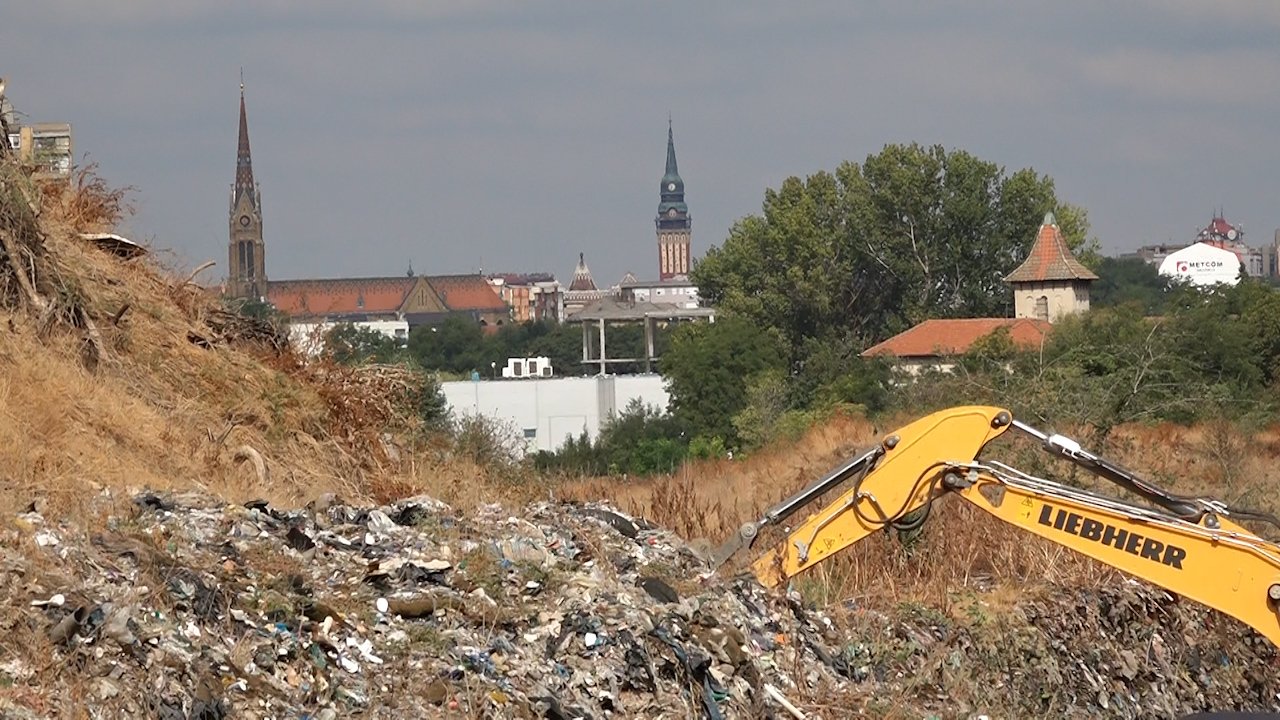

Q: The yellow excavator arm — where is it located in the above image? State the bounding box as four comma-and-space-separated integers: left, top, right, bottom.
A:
710, 406, 1280, 649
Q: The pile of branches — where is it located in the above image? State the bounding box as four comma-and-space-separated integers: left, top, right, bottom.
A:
0, 150, 105, 367
194, 306, 291, 354
308, 361, 431, 436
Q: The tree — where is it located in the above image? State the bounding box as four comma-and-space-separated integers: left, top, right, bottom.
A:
324, 323, 405, 365
692, 143, 1095, 364
407, 315, 488, 374
659, 316, 787, 445
1091, 257, 1171, 313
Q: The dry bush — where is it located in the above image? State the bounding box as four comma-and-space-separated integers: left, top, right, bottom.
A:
564, 403, 1280, 612
0, 158, 523, 529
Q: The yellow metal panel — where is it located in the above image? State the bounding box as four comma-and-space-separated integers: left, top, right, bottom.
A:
751, 405, 1012, 587
959, 477, 1280, 648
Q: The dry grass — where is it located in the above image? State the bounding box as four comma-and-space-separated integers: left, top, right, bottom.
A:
0, 164, 535, 528
562, 405, 1280, 614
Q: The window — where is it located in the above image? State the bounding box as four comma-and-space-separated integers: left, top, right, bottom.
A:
523, 428, 537, 439
1034, 296, 1048, 321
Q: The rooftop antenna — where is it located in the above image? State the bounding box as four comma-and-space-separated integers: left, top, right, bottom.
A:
240, 67, 244, 92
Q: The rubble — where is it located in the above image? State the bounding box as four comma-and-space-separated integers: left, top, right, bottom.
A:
2, 489, 1280, 718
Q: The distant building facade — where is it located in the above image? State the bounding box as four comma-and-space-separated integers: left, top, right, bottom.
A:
1, 83, 73, 180
487, 272, 565, 323
564, 253, 610, 318
13, 122, 73, 180
1121, 213, 1273, 279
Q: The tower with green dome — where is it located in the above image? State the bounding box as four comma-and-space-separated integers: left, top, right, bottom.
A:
655, 118, 691, 280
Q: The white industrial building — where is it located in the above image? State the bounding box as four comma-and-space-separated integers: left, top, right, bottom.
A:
441, 374, 670, 455
1157, 243, 1243, 287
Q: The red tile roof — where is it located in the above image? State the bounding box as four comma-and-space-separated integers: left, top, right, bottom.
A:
266, 277, 415, 317
1005, 212, 1099, 284
424, 274, 508, 312
861, 318, 1052, 359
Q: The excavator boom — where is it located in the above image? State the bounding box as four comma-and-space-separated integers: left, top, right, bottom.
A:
719, 405, 1280, 649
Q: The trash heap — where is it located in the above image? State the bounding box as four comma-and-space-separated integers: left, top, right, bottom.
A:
5, 489, 1280, 719
1, 491, 856, 719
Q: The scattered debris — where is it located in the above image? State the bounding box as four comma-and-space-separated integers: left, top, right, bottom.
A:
77, 231, 147, 259
3, 490, 1280, 718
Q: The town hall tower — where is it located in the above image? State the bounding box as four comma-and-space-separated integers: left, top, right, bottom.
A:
655, 119, 691, 280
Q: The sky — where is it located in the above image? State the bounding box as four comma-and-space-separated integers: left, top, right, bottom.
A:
5, 1, 1280, 288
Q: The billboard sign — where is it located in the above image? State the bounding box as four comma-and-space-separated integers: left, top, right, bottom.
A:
1157, 242, 1241, 287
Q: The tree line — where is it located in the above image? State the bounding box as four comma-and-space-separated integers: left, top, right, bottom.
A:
537, 144, 1280, 477
253, 141, 1278, 480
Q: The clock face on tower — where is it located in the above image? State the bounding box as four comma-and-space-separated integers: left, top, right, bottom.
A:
239, 215, 251, 227
667, 182, 676, 191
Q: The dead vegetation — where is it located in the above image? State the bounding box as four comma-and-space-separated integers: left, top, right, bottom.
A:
561, 407, 1280, 615
0, 152, 533, 528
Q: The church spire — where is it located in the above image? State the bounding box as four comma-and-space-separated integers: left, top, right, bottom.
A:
234, 79, 256, 210
228, 75, 267, 300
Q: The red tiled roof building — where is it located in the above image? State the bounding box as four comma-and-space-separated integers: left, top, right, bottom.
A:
861, 211, 1095, 371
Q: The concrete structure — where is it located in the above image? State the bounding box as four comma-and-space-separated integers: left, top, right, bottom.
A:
570, 298, 716, 374
502, 356, 553, 379
441, 374, 670, 454
6, 120, 74, 180
1157, 242, 1242, 287
227, 82, 268, 300
619, 277, 700, 309
1005, 212, 1098, 322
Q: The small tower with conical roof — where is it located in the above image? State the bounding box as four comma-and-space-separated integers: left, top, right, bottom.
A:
1004, 212, 1098, 322
228, 78, 267, 299
655, 118, 691, 280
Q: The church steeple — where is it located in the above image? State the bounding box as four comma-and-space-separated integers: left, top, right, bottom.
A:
234, 80, 256, 210
655, 117, 691, 280
228, 76, 267, 299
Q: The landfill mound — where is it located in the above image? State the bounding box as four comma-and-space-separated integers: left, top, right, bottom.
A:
0, 149, 468, 525
4, 488, 1280, 719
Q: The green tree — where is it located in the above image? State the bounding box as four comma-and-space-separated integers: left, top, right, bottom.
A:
407, 315, 489, 374
1091, 257, 1170, 313
324, 323, 405, 365
660, 316, 787, 445
693, 143, 1094, 363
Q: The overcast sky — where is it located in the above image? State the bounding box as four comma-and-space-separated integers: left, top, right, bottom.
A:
6, 1, 1280, 287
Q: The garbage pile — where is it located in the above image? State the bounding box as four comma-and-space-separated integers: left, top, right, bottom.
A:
4, 489, 1280, 719
1, 491, 857, 719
